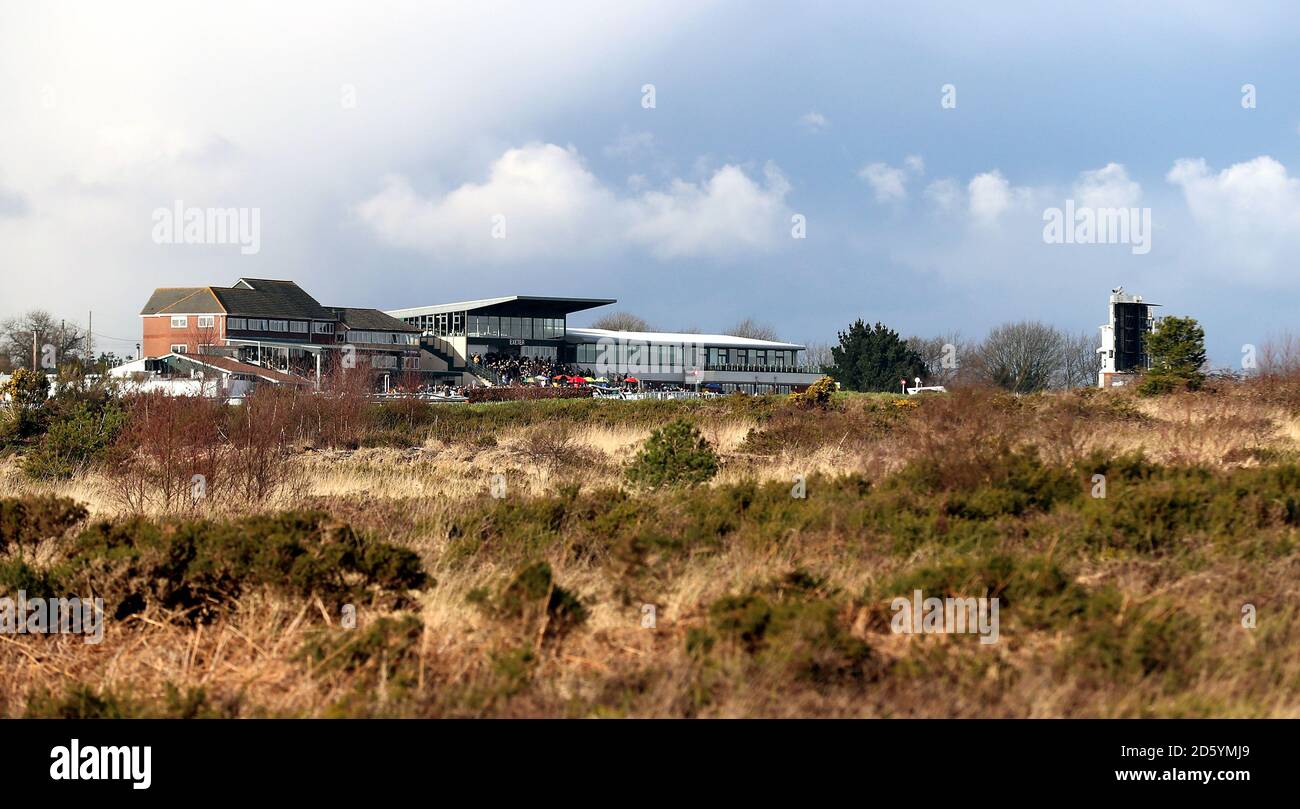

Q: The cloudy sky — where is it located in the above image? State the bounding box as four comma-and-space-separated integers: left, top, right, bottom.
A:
3, 1, 1300, 364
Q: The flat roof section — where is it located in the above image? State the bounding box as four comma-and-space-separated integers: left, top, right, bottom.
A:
386, 295, 616, 319
565, 327, 805, 351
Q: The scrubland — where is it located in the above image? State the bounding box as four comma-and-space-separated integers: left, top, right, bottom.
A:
4, 377, 1300, 717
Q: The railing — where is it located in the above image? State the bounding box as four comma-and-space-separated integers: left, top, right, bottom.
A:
702, 364, 821, 374
465, 359, 502, 386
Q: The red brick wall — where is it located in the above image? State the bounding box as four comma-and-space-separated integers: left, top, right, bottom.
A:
142, 314, 226, 358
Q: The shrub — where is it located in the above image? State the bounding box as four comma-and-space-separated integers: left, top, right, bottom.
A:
472, 561, 588, 642
701, 573, 877, 685
22, 399, 128, 480
789, 376, 837, 409
625, 419, 719, 488
0, 495, 88, 552
24, 683, 232, 719
64, 511, 429, 623
466, 386, 592, 403
1, 368, 50, 410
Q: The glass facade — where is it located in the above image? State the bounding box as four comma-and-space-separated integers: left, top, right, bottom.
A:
577, 341, 801, 370
405, 311, 565, 340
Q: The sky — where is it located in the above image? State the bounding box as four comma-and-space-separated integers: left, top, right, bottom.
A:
2, 0, 1300, 366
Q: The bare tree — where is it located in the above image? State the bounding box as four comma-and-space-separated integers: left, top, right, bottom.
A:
905, 331, 963, 386
973, 321, 1066, 393
725, 318, 779, 341
591, 312, 651, 332
802, 341, 834, 373
1059, 330, 1102, 389
1, 310, 86, 370
1258, 332, 1300, 377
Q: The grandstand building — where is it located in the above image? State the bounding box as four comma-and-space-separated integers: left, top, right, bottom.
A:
387, 295, 822, 393
139, 279, 421, 388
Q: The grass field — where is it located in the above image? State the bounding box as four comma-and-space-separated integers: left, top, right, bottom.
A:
4, 380, 1300, 717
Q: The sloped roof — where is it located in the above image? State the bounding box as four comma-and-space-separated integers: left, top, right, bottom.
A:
335, 307, 421, 332
168, 353, 309, 385
140, 287, 225, 315
386, 295, 616, 319
213, 279, 335, 320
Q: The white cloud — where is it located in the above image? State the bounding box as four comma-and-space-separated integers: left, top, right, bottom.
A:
627, 162, 791, 259
1166, 155, 1300, 274
799, 112, 829, 133
859, 156, 925, 203
355, 143, 792, 261
1073, 162, 1141, 209
858, 162, 908, 202
968, 171, 1013, 224
924, 178, 961, 212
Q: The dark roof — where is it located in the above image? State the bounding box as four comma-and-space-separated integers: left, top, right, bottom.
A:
210, 280, 335, 320
140, 288, 224, 315
335, 307, 421, 332
386, 295, 617, 319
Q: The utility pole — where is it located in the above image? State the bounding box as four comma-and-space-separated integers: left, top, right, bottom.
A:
87, 310, 94, 366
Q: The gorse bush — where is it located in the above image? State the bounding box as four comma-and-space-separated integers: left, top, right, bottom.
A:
0, 495, 87, 552
63, 510, 429, 622
471, 561, 588, 642
696, 572, 878, 687
789, 376, 837, 409
625, 419, 719, 488
22, 399, 128, 480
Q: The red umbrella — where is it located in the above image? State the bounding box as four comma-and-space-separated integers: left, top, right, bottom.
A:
625, 376, 639, 383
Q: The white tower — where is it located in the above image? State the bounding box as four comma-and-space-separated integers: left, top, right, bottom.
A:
1097, 287, 1159, 388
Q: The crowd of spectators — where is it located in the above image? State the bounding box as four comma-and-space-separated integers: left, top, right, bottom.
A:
472, 352, 567, 385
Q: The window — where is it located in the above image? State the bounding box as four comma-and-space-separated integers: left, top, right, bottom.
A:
170, 316, 188, 328
314, 322, 334, 334
269, 320, 288, 332
170, 344, 188, 354
248, 319, 267, 331
196, 315, 215, 329
290, 321, 308, 333
228, 318, 247, 331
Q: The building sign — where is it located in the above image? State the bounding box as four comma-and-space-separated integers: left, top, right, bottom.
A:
508, 339, 525, 346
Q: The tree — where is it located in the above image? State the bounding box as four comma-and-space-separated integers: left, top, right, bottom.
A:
725, 318, 779, 341
829, 320, 926, 392
591, 312, 651, 332
1140, 316, 1206, 394
905, 332, 963, 386
973, 321, 1065, 393
0, 310, 85, 371
1059, 330, 1102, 389
802, 341, 834, 373
624, 419, 719, 488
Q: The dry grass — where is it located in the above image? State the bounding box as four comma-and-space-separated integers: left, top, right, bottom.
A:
6, 382, 1300, 717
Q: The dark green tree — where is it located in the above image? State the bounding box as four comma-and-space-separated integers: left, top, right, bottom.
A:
625, 419, 719, 488
828, 320, 926, 392
1140, 316, 1207, 394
